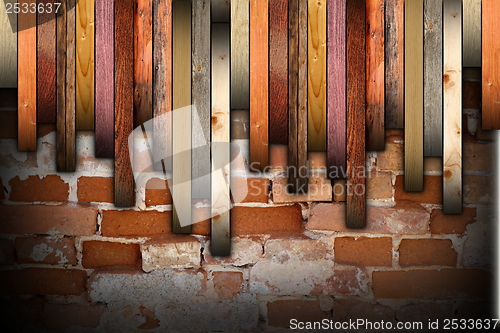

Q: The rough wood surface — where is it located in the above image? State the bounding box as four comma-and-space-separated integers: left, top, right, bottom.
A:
0, 0, 17, 88
297, 0, 308, 189
463, 0, 481, 67
230, 0, 249, 109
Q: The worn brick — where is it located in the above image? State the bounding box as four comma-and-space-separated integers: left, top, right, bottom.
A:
232, 177, 269, 203
335, 237, 392, 266
231, 110, 249, 139
395, 175, 442, 204
430, 207, 476, 234
204, 237, 263, 266
138, 306, 160, 330
0, 239, 15, 265
424, 157, 443, 173
463, 175, 494, 205
77, 176, 114, 203
0, 296, 45, 331
332, 179, 346, 202
462, 205, 494, 268
101, 210, 171, 237
145, 178, 172, 206
332, 299, 394, 322
463, 79, 481, 109
0, 268, 86, 295
396, 303, 455, 322
43, 303, 104, 331
399, 239, 457, 267
269, 144, 287, 170
367, 171, 393, 199
82, 241, 141, 269
0, 204, 98, 236
463, 133, 495, 172
373, 269, 492, 299
231, 205, 303, 236
272, 174, 332, 203
9, 175, 69, 202
212, 271, 243, 300
456, 301, 496, 319
268, 300, 331, 328
377, 143, 403, 171
141, 235, 201, 271
15, 237, 77, 265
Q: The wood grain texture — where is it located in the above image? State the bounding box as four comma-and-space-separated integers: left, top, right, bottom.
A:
76, 0, 95, 130
443, 0, 462, 214
115, 0, 136, 207
249, 0, 269, 171
307, 0, 327, 151
404, 0, 424, 192
482, 0, 500, 130
17, 0, 37, 151
172, 0, 192, 233
37, 0, 57, 123
346, 0, 366, 228
230, 0, 249, 109
269, 0, 288, 145
424, 0, 442, 157
134, 0, 153, 127
366, 0, 384, 151
211, 23, 230, 256
463, 0, 481, 67
0, 0, 17, 88
327, 0, 346, 178
384, 0, 404, 129
95, 0, 114, 158
211, 0, 230, 22
298, 0, 308, 188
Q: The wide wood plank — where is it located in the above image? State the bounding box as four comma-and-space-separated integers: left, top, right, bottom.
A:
424, 0, 442, 157
384, 0, 404, 128
346, 0, 366, 228
37, 0, 57, 124
115, 0, 136, 207
0, 0, 16, 88
482, 0, 500, 130
404, 0, 424, 192
443, 0, 462, 214
327, 0, 346, 178
230, 0, 249, 109
249, 0, 269, 171
18, 0, 37, 151
95, 0, 114, 158
463, 0, 481, 67
76, 0, 95, 130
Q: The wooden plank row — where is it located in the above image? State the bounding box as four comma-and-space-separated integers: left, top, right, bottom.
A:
231, 0, 249, 110
0, 0, 17, 88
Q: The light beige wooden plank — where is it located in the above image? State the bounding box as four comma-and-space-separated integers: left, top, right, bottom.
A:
463, 0, 481, 67
443, 0, 462, 214
231, 0, 249, 109
0, 0, 17, 87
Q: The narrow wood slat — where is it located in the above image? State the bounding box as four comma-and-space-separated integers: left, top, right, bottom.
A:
463, 0, 481, 67
384, 0, 404, 129
231, 0, 249, 109
95, 0, 114, 158
37, 0, 57, 124
327, 0, 346, 178
18, 0, 37, 151
211, 0, 230, 22
366, 0, 384, 151
172, 0, 192, 233
404, 0, 424, 192
249, 0, 269, 171
424, 0, 443, 157
297, 0, 308, 187
0, 0, 17, 88
482, 0, 500, 130
115, 0, 135, 207
269, 0, 288, 145
307, 0, 327, 151
76, 0, 95, 130
443, 0, 462, 214
346, 0, 366, 228
211, 23, 230, 256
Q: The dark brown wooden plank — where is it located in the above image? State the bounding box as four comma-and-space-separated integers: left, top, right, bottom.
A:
115, 0, 136, 207
297, 0, 308, 187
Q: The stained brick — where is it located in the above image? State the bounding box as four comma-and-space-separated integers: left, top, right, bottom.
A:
367, 171, 393, 199
0, 239, 15, 265
77, 177, 114, 203
396, 303, 455, 322
82, 241, 141, 269
204, 237, 263, 266
232, 177, 269, 203
9, 175, 69, 202
332, 299, 394, 322
463, 80, 481, 109
15, 237, 77, 265
395, 175, 442, 204
231, 205, 303, 235
399, 239, 457, 267
335, 237, 392, 266
43, 303, 104, 331
463, 133, 494, 172
272, 174, 332, 203
212, 271, 243, 300
145, 178, 172, 206
141, 235, 201, 271
377, 143, 403, 171
430, 207, 476, 234
463, 175, 494, 205
267, 300, 331, 328
101, 210, 171, 237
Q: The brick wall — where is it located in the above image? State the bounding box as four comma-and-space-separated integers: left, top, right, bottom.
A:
0, 68, 496, 331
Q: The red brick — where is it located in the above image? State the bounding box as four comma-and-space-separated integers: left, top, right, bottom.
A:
267, 300, 331, 328
145, 178, 172, 206
0, 239, 15, 265
463, 80, 481, 109
212, 271, 243, 300
9, 175, 69, 202
396, 303, 455, 322
373, 269, 492, 299
395, 175, 442, 204
463, 175, 494, 205
269, 144, 287, 170
367, 171, 392, 199
399, 239, 457, 267
101, 210, 171, 237
332, 299, 394, 322
272, 174, 332, 203
82, 241, 141, 268
377, 142, 403, 171
232, 177, 269, 203
231, 205, 303, 235
0, 204, 98, 236
77, 177, 114, 203
43, 303, 104, 331
430, 207, 476, 234
318, 267, 368, 295
15, 237, 77, 265
335, 237, 392, 266
463, 132, 494, 172
0, 268, 87, 295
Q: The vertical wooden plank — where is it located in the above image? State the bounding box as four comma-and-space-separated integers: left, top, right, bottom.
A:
482, 0, 500, 130
211, 23, 230, 256
37, 0, 57, 124
76, 0, 95, 130
269, 0, 288, 145
95, 0, 114, 158
18, 0, 37, 151
297, 0, 308, 188
385, 0, 404, 128
346, 0, 366, 228
327, 0, 346, 178
134, 0, 153, 127
404, 0, 424, 192
443, 0, 462, 214
211, 0, 230, 22
463, 0, 481, 67
366, 0, 384, 151
424, 0, 442, 157
307, 0, 327, 151
172, 0, 192, 233
231, 0, 249, 109
115, 0, 135, 207
0, 0, 17, 88
249, 0, 269, 171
